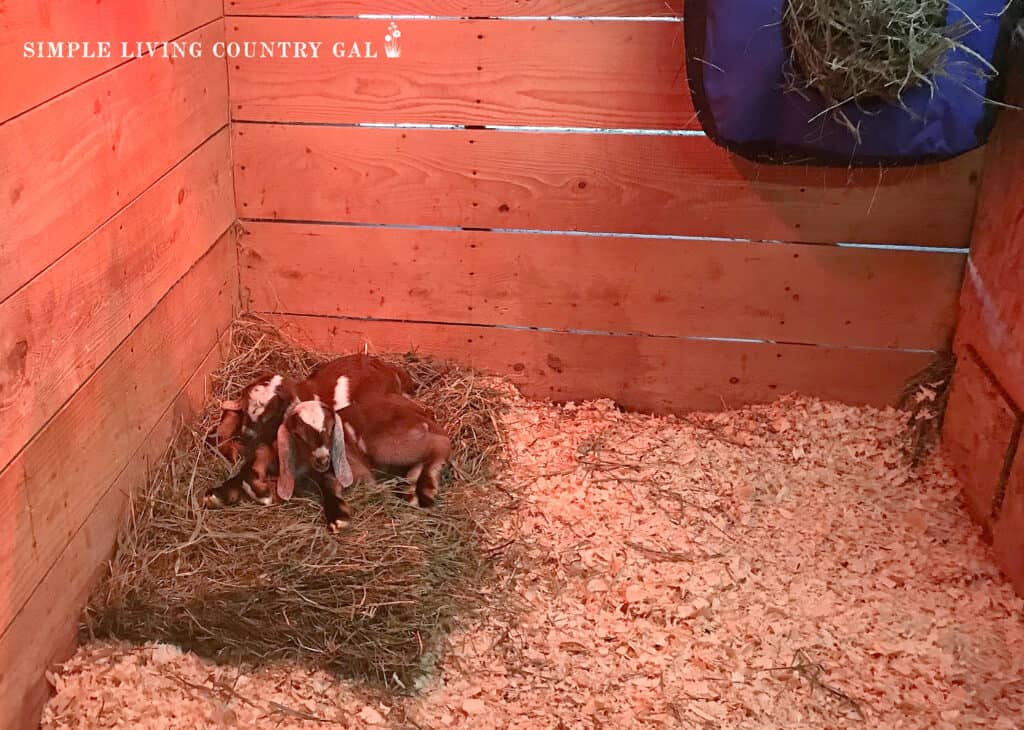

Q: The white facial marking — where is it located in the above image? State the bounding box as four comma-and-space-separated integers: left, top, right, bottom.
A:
295, 401, 326, 431
313, 446, 329, 460
256, 496, 273, 506
247, 375, 284, 421
333, 376, 351, 410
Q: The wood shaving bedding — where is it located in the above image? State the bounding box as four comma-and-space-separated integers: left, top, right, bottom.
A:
43, 392, 1024, 729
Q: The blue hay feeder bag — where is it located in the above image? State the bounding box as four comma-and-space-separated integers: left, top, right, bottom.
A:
684, 1, 1020, 166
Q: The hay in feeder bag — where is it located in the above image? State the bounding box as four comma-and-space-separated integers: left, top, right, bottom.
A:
81, 316, 513, 687
784, 0, 975, 104
684, 0, 1019, 165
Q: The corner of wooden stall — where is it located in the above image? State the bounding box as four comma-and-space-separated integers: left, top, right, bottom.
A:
0, 3, 238, 727
941, 49, 1024, 596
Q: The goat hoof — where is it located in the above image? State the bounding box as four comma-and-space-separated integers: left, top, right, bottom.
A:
328, 518, 350, 533
203, 492, 223, 509
415, 489, 436, 509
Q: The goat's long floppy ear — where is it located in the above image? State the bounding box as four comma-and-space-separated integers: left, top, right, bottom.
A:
220, 399, 243, 411
331, 414, 354, 488
276, 421, 297, 500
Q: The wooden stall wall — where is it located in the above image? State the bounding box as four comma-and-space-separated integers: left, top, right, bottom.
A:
228, 1, 979, 414
942, 56, 1024, 597
0, 4, 235, 727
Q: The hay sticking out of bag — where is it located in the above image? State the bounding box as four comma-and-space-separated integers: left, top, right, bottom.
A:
81, 316, 512, 688
783, 0, 994, 138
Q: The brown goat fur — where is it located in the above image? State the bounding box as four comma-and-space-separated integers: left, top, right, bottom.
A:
341, 393, 452, 509
297, 354, 415, 410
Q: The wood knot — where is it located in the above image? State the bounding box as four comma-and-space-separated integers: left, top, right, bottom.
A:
6, 340, 28, 376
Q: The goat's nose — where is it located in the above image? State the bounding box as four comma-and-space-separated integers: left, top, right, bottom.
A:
312, 446, 330, 471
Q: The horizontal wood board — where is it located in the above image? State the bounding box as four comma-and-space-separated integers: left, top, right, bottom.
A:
0, 130, 234, 476
227, 18, 693, 129
232, 123, 982, 247
0, 0, 222, 123
0, 21, 229, 304
241, 222, 963, 350
268, 313, 936, 413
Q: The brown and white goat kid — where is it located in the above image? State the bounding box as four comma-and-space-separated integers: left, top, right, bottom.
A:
208, 373, 296, 461
290, 355, 448, 508
204, 373, 298, 508
276, 400, 355, 531
340, 393, 451, 509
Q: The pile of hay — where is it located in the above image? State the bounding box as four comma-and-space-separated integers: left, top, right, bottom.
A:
782, 0, 996, 136
81, 316, 513, 689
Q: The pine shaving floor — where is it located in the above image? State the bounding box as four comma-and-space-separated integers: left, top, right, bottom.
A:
42, 390, 1024, 729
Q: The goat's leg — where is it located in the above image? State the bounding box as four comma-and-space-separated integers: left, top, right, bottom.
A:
204, 472, 248, 508
399, 464, 422, 505
316, 472, 353, 533
413, 434, 451, 508
346, 446, 376, 486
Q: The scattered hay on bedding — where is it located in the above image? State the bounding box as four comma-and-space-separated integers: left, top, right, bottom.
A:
782, 0, 998, 139
897, 350, 956, 467
81, 315, 514, 688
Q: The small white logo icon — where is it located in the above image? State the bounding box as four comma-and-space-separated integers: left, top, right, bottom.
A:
384, 22, 402, 58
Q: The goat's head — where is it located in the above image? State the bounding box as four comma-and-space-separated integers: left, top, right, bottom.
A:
276, 401, 354, 500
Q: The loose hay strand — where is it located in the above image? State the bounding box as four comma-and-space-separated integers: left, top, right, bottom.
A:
897, 350, 956, 466
82, 315, 513, 688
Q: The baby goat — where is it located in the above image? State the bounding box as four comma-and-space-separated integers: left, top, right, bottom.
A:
204, 372, 297, 508
290, 355, 448, 508
208, 372, 296, 461
276, 400, 354, 531
341, 393, 451, 509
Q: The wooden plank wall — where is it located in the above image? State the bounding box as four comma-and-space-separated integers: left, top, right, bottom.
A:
942, 55, 1024, 597
228, 3, 979, 413
0, 5, 235, 728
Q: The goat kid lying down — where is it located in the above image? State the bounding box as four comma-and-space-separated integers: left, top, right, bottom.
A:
276, 400, 355, 532
204, 372, 295, 507
207, 372, 294, 462
273, 392, 451, 528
